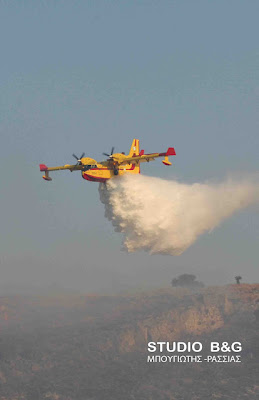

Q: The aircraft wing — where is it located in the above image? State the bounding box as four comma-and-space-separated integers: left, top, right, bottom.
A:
39, 163, 83, 181
39, 163, 83, 172
119, 147, 176, 166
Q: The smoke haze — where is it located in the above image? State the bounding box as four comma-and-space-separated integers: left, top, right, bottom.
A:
99, 175, 259, 255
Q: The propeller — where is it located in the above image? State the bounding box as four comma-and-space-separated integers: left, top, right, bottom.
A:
103, 147, 115, 159
72, 152, 85, 165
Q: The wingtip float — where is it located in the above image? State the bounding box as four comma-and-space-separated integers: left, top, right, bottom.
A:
39, 139, 176, 183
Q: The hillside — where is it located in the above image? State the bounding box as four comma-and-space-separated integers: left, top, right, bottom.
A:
0, 284, 258, 400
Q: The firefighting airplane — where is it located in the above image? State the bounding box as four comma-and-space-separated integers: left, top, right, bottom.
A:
39, 139, 176, 182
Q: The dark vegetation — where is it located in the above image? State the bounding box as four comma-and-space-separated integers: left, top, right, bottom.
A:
0, 284, 258, 400
171, 273, 204, 288
235, 276, 242, 284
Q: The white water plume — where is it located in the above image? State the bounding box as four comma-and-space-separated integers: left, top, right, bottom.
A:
99, 174, 259, 255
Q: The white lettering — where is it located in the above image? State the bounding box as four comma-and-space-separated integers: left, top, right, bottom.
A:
178, 342, 187, 352
231, 342, 242, 352
147, 342, 156, 352
166, 342, 176, 352
211, 342, 220, 352
193, 342, 203, 352
157, 342, 166, 352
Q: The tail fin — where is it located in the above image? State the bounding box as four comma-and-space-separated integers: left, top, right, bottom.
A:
129, 139, 140, 157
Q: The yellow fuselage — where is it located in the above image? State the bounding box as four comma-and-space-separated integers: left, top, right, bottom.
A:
80, 155, 140, 182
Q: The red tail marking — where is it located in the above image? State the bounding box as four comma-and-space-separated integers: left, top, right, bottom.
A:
166, 147, 176, 156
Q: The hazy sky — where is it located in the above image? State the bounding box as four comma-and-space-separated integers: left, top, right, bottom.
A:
0, 0, 258, 293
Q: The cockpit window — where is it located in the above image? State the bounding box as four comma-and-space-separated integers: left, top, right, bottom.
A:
83, 164, 97, 171
83, 165, 91, 171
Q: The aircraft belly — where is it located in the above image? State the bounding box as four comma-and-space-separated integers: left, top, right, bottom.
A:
82, 168, 112, 182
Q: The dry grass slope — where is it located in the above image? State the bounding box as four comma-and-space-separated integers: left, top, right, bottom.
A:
0, 284, 258, 400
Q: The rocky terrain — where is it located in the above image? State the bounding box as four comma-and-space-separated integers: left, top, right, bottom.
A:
0, 284, 258, 400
